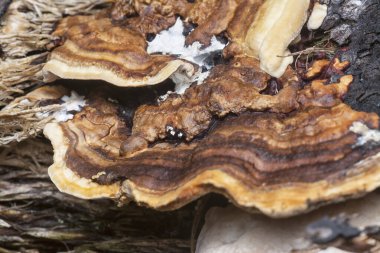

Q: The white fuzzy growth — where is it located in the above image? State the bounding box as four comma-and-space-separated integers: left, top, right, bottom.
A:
350, 122, 380, 146
195, 70, 211, 85
60, 91, 86, 112
147, 18, 225, 67
147, 18, 225, 94
170, 68, 210, 94
54, 91, 86, 122
36, 91, 86, 122
19, 99, 33, 106
170, 69, 195, 94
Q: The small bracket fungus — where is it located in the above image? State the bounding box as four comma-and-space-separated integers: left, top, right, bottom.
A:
43, 15, 196, 88
45, 123, 121, 199
43, 0, 317, 91
307, 2, 328, 30
245, 0, 310, 77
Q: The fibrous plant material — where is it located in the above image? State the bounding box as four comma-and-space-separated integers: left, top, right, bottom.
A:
0, 0, 110, 105
0, 86, 85, 145
0, 54, 48, 106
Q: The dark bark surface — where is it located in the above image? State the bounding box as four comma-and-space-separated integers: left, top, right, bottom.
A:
324, 0, 380, 115
343, 1, 380, 115
0, 0, 12, 20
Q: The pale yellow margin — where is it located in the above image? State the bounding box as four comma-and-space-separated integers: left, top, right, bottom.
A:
43, 59, 194, 87
44, 122, 380, 217
125, 151, 380, 217
44, 123, 120, 199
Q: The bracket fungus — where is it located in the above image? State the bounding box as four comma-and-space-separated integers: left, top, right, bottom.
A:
121, 57, 300, 155
243, 0, 310, 77
43, 14, 196, 87
34, 0, 380, 218
43, 60, 380, 216
43, 0, 319, 87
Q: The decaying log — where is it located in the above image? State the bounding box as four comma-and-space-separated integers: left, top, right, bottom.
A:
342, 1, 380, 115
1, 0, 380, 253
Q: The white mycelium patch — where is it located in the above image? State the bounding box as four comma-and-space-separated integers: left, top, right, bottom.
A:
147, 18, 225, 66
350, 122, 380, 146
147, 18, 226, 94
55, 91, 86, 122
37, 91, 86, 122
19, 99, 33, 106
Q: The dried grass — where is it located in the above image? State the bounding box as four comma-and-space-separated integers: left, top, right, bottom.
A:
0, 99, 64, 145
0, 138, 53, 173
0, 53, 48, 106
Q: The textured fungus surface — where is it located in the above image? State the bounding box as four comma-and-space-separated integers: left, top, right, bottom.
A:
44, 66, 380, 216
122, 58, 353, 154
111, 0, 192, 34
122, 57, 299, 154
40, 1, 380, 217
43, 14, 195, 87
44, 0, 314, 83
